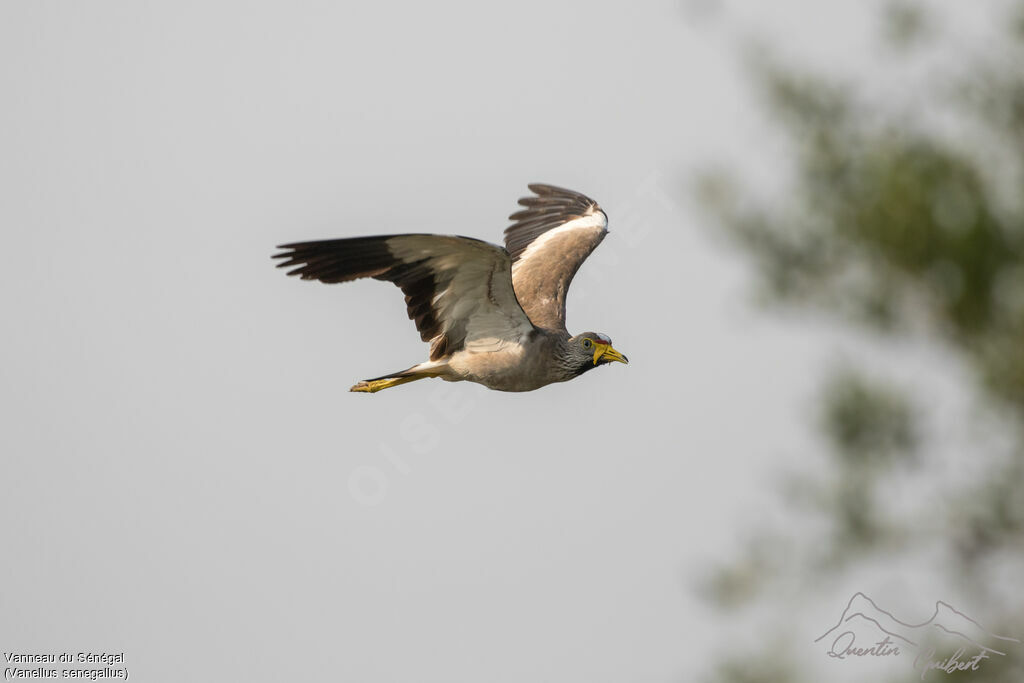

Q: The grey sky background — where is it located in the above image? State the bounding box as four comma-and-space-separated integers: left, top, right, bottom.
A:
0, 2, 1000, 682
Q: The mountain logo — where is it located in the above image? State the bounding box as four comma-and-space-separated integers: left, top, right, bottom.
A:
815, 592, 1019, 678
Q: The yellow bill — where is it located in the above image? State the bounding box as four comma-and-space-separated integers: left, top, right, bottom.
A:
593, 342, 629, 365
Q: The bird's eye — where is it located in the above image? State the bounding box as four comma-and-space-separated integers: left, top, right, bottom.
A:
582, 339, 592, 349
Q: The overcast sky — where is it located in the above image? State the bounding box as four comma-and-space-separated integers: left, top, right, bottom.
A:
0, 2, 1002, 682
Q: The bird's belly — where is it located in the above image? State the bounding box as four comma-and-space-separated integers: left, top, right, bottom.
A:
446, 347, 552, 392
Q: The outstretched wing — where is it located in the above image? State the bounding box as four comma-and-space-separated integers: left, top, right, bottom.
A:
503, 184, 608, 331
273, 234, 535, 360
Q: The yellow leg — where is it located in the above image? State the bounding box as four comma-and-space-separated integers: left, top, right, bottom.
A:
349, 375, 426, 393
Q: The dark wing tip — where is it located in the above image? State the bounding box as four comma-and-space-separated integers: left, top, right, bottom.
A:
526, 182, 576, 195
272, 241, 316, 264
269, 237, 399, 282
519, 183, 600, 210
274, 241, 309, 251
503, 184, 604, 250
271, 243, 312, 274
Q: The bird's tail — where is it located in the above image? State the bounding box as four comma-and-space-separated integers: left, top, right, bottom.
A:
349, 363, 445, 394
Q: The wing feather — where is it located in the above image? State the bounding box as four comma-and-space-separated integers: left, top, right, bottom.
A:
503, 184, 608, 331
273, 234, 535, 360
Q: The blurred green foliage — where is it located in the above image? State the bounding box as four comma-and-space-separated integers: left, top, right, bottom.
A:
697, 2, 1024, 681
821, 370, 917, 466
881, 1, 931, 48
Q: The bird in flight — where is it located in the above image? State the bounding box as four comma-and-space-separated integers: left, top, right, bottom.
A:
273, 184, 628, 393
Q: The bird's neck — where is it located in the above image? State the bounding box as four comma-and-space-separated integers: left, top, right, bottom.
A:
549, 331, 589, 381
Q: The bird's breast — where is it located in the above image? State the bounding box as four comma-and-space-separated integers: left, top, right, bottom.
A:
446, 343, 556, 392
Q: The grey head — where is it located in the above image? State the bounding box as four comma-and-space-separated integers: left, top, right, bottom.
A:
564, 331, 629, 376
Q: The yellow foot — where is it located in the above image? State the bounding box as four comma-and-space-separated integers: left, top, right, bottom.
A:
349, 376, 420, 393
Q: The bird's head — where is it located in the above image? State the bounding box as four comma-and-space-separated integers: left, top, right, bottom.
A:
567, 332, 629, 374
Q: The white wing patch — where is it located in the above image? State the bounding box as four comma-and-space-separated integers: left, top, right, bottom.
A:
510, 209, 608, 278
